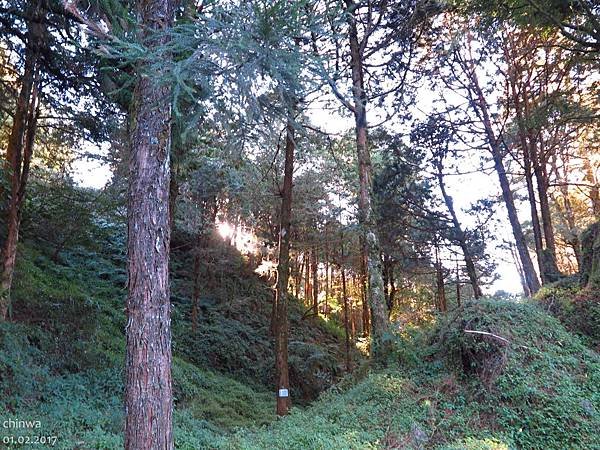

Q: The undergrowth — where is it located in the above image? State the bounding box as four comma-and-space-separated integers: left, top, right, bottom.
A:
535, 276, 600, 348
1, 240, 599, 449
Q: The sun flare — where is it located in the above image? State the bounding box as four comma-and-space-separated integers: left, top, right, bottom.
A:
217, 221, 234, 239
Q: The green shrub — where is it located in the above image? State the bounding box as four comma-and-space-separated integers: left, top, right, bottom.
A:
536, 278, 600, 347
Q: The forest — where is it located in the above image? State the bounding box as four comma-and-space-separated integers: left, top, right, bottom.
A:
0, 0, 599, 448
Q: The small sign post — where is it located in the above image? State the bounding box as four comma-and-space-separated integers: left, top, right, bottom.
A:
278, 388, 289, 398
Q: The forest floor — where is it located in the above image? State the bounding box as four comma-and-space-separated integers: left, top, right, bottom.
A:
1, 235, 599, 449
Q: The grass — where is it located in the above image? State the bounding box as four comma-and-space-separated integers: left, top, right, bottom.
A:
220, 299, 600, 450
1, 239, 599, 449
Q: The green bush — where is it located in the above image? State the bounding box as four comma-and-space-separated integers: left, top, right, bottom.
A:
536, 278, 600, 348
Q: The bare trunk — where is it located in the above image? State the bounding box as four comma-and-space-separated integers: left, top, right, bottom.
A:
350, 293, 356, 340
553, 152, 581, 271
531, 144, 560, 281
465, 57, 540, 294
340, 263, 351, 372
294, 254, 301, 299
455, 260, 461, 307
304, 252, 311, 305
389, 267, 396, 313
324, 225, 329, 317
0, 0, 42, 321
434, 244, 446, 312
436, 167, 482, 298
360, 255, 370, 337
346, 2, 388, 360
274, 112, 295, 416
524, 148, 546, 278
125, 0, 174, 447
311, 246, 318, 316
583, 158, 600, 218
505, 41, 546, 283
191, 235, 201, 332
510, 242, 531, 297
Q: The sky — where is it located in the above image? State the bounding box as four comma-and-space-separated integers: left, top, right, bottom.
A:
71, 87, 525, 296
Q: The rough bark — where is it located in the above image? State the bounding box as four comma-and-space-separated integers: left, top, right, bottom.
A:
345, 0, 389, 360
124, 0, 174, 446
531, 144, 560, 281
274, 113, 295, 416
523, 147, 546, 278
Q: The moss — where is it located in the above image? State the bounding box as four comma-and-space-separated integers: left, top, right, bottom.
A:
580, 221, 600, 290
536, 276, 600, 348
220, 299, 600, 450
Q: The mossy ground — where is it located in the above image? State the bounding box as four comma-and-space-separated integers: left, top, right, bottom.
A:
223, 299, 600, 450
1, 240, 599, 449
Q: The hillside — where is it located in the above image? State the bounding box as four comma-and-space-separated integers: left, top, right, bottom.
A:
225, 299, 600, 450
3, 235, 599, 449
0, 233, 351, 448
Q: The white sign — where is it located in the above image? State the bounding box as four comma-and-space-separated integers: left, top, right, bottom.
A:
278, 389, 289, 398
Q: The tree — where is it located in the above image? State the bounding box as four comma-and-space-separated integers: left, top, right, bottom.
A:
274, 107, 295, 416
0, 0, 110, 320
0, 0, 43, 320
124, 0, 175, 447
412, 117, 483, 298
430, 18, 542, 295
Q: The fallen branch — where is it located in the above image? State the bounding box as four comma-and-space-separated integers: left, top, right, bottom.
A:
464, 329, 510, 345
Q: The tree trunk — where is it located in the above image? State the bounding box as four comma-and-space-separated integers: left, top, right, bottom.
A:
304, 251, 311, 305
455, 260, 461, 307
125, 0, 174, 447
360, 255, 370, 337
434, 244, 446, 312
346, 1, 389, 360
0, 0, 42, 321
436, 166, 482, 298
583, 158, 600, 218
531, 142, 560, 281
294, 254, 301, 299
274, 111, 295, 416
191, 234, 201, 333
389, 265, 396, 313
465, 56, 540, 295
311, 246, 318, 316
324, 224, 329, 317
510, 241, 531, 297
523, 147, 546, 278
340, 263, 351, 372
505, 41, 547, 283
382, 254, 390, 311
552, 151, 581, 271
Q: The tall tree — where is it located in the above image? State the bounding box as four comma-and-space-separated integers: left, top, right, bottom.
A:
412, 117, 483, 298
0, 0, 43, 320
1, 0, 112, 319
0, 0, 45, 321
124, 0, 175, 447
434, 21, 542, 295
274, 108, 296, 416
